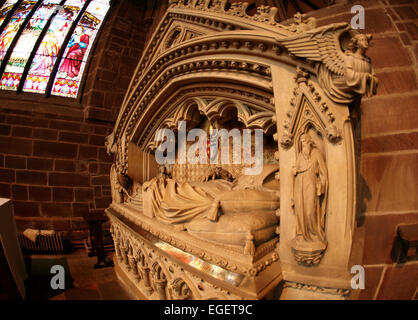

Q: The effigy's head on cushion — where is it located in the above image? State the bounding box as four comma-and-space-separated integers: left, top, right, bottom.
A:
141, 163, 280, 253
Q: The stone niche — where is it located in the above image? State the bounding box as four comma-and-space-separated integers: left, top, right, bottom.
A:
105, 0, 378, 300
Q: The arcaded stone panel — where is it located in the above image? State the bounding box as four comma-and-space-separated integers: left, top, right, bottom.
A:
0, 109, 113, 232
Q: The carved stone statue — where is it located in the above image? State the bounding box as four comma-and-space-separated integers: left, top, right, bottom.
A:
110, 163, 132, 204
105, 131, 117, 156
110, 164, 123, 203
288, 13, 317, 33
343, 33, 378, 98
278, 24, 378, 104
291, 133, 328, 266
142, 165, 227, 224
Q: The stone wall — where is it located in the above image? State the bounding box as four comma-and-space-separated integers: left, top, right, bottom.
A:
309, 0, 418, 300
0, 0, 159, 239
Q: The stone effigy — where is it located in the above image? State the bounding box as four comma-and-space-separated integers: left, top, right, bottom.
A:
105, 0, 377, 300
142, 163, 280, 253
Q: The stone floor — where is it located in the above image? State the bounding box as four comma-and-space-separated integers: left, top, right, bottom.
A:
25, 250, 133, 300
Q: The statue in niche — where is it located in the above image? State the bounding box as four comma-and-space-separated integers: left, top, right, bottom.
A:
278, 24, 378, 104
291, 132, 328, 266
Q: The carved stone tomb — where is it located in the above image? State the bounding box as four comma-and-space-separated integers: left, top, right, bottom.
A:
105, 0, 377, 300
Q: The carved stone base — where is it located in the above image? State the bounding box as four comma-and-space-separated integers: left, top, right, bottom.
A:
291, 237, 327, 267
106, 204, 283, 300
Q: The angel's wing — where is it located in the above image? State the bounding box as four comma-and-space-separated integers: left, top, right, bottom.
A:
277, 22, 350, 76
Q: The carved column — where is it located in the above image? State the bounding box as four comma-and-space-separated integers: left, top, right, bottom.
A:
128, 254, 138, 277
137, 250, 153, 293
152, 262, 167, 300
141, 267, 153, 294
120, 241, 130, 270
110, 227, 122, 261
132, 254, 141, 282
154, 279, 167, 300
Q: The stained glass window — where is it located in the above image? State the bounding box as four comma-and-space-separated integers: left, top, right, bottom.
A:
52, 0, 109, 97
0, 1, 19, 28
24, 0, 87, 93
0, 0, 110, 96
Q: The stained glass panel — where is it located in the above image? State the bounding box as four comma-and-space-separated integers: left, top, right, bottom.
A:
0, 0, 19, 28
0, 1, 38, 72
1, 0, 61, 90
52, 0, 109, 97
23, 0, 86, 93
0, 0, 110, 96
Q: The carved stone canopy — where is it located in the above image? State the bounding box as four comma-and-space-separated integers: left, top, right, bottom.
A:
108, 1, 376, 176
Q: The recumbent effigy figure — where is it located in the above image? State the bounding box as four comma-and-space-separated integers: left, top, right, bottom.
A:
142, 162, 280, 255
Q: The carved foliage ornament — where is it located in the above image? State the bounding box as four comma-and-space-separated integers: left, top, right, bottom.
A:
280, 67, 342, 149
169, 0, 286, 26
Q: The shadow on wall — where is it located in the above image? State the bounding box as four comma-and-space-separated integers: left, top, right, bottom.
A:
356, 174, 372, 228
350, 98, 371, 229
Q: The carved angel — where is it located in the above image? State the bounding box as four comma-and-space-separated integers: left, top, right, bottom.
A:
277, 23, 378, 104
105, 131, 117, 155
110, 163, 132, 204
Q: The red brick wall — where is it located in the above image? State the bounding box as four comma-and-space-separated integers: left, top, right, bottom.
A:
0, 110, 113, 233
82, 0, 163, 122
0, 0, 158, 239
310, 0, 418, 300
